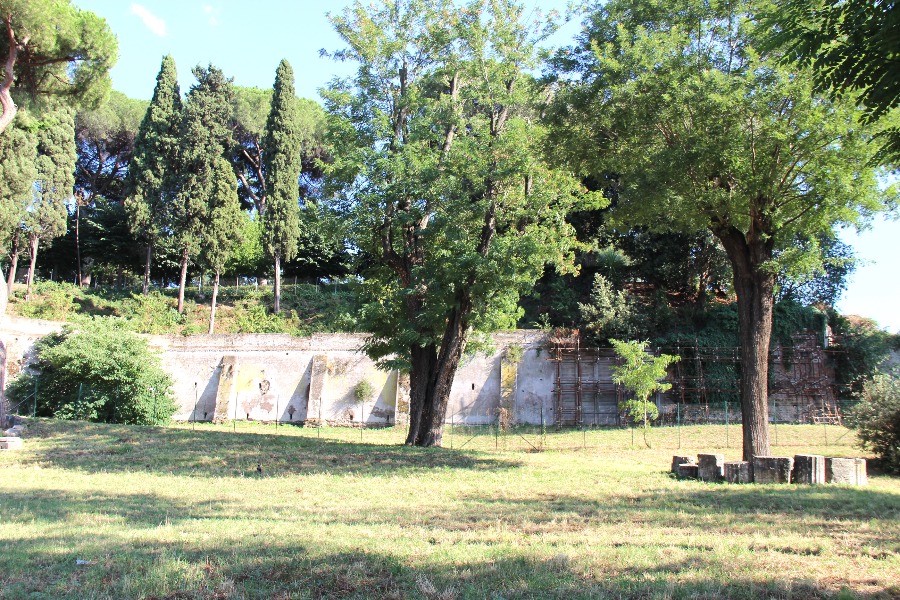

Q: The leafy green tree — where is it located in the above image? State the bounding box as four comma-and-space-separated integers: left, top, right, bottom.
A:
24, 106, 74, 299
125, 56, 183, 296
550, 0, 891, 460
766, 0, 900, 164
201, 156, 243, 333
6, 318, 176, 425
325, 0, 586, 446
609, 339, 678, 447
0, 0, 117, 134
223, 212, 266, 279
262, 59, 302, 313
174, 64, 234, 313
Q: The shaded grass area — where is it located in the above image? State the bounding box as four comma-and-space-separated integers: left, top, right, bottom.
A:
1, 420, 898, 599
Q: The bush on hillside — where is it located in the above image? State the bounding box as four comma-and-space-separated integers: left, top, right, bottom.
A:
848, 370, 900, 473
7, 318, 176, 425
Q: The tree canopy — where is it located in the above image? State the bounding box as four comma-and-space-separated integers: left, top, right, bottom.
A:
0, 0, 117, 134
324, 0, 587, 446
549, 0, 893, 459
766, 0, 900, 164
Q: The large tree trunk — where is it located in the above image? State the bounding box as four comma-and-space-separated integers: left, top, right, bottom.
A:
419, 300, 471, 446
208, 269, 220, 334
273, 253, 281, 313
177, 247, 189, 314
405, 343, 436, 445
25, 236, 38, 302
6, 232, 19, 300
716, 224, 774, 461
142, 242, 153, 296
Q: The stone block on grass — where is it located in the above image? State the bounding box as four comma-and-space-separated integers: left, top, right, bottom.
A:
0, 437, 23, 450
724, 461, 752, 483
671, 455, 695, 474
698, 453, 725, 482
677, 463, 699, 480
752, 456, 794, 484
792, 454, 826, 484
825, 457, 867, 486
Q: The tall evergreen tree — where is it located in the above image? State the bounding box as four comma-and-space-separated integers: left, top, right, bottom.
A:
201, 156, 242, 333
125, 55, 182, 295
262, 59, 302, 314
24, 106, 74, 299
175, 64, 234, 313
0, 112, 36, 293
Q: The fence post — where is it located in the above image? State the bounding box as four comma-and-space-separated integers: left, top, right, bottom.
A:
677, 402, 681, 449
33, 377, 38, 417
773, 396, 778, 446
725, 399, 729, 449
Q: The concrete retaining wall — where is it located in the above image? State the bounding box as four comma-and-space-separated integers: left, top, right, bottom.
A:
0, 317, 555, 425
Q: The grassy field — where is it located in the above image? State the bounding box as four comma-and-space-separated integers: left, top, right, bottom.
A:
1, 420, 898, 599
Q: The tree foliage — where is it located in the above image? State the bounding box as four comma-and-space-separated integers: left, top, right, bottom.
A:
262, 59, 302, 313
766, 0, 900, 164
549, 0, 891, 460
125, 55, 183, 294
610, 338, 678, 446
325, 0, 587, 446
174, 64, 234, 312
0, 0, 117, 134
849, 369, 900, 473
6, 318, 176, 425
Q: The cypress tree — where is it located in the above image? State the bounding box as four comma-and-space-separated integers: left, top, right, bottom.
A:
201, 156, 243, 333
125, 55, 183, 295
175, 64, 234, 314
262, 59, 302, 314
25, 106, 75, 300
0, 116, 37, 297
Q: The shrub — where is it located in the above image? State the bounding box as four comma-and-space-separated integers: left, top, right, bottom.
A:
848, 370, 900, 473
7, 318, 176, 425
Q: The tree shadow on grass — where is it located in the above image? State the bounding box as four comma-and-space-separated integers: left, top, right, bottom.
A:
16, 419, 521, 477
3, 505, 896, 600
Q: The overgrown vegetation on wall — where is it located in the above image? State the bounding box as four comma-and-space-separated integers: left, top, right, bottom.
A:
7, 280, 360, 336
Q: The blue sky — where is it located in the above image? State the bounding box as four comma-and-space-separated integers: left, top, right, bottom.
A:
74, 1, 899, 332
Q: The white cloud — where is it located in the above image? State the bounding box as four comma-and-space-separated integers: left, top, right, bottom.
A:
130, 3, 167, 37
203, 4, 222, 27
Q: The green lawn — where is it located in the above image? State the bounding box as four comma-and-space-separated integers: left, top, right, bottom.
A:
1, 420, 898, 599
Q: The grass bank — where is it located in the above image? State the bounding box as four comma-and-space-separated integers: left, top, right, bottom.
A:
7, 280, 360, 336
1, 420, 898, 599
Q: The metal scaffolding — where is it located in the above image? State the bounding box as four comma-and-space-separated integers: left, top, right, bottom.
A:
550, 331, 841, 426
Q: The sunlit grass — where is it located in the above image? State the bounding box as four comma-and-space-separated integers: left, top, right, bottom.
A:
1, 419, 897, 599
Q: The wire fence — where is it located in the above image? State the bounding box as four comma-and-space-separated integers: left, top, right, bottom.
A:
168, 412, 858, 455
9, 376, 857, 453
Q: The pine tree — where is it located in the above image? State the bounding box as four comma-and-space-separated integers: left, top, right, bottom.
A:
175, 64, 234, 313
262, 59, 302, 314
125, 55, 183, 295
201, 156, 243, 333
25, 106, 75, 300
